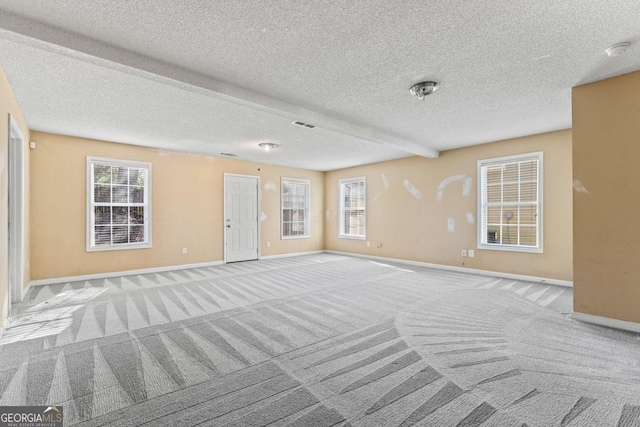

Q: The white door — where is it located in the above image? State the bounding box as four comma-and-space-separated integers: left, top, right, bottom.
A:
225, 174, 259, 263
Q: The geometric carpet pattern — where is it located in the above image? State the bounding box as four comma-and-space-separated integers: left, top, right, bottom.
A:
1, 254, 639, 426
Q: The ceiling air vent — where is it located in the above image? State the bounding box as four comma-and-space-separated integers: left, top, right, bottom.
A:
219, 153, 237, 157
291, 120, 316, 129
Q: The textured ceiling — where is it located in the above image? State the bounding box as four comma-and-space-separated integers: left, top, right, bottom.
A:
0, 1, 639, 170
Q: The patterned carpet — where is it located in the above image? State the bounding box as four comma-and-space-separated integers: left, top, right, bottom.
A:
1, 254, 639, 426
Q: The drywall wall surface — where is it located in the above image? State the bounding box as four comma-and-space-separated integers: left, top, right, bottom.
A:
325, 130, 572, 280
29, 132, 323, 280
0, 65, 30, 328
573, 70, 640, 323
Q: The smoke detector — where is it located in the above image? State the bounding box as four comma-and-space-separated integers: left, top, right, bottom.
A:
409, 81, 439, 100
605, 42, 631, 57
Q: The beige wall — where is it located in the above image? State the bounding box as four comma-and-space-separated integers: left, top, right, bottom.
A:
30, 132, 324, 280
32, 130, 572, 284
572, 71, 640, 323
0, 66, 30, 329
325, 130, 573, 281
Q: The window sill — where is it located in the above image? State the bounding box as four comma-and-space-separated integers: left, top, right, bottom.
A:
281, 235, 310, 240
339, 234, 366, 240
478, 244, 543, 254
87, 243, 152, 252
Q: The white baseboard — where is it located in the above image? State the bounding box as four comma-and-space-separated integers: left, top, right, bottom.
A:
261, 250, 324, 260
571, 312, 640, 334
324, 251, 573, 287
27, 250, 572, 289
28, 260, 224, 287
27, 250, 326, 287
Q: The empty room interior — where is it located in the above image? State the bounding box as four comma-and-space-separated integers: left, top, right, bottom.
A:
1, 2, 640, 426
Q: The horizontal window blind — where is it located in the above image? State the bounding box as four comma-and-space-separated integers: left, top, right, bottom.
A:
479, 153, 542, 252
282, 178, 310, 238
339, 177, 366, 239
88, 157, 151, 250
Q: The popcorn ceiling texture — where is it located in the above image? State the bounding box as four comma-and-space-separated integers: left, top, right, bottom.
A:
0, 1, 639, 169
0, 37, 410, 171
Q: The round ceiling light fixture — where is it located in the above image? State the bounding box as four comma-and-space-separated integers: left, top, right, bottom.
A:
409, 81, 439, 100
605, 42, 631, 57
258, 142, 277, 151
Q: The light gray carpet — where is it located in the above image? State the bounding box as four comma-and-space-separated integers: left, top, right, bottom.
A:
0, 254, 638, 426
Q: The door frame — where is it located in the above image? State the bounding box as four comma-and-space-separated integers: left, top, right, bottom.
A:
8, 114, 25, 305
223, 173, 261, 264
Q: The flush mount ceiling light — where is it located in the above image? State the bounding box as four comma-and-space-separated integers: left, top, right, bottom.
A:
258, 142, 277, 151
409, 81, 439, 100
605, 42, 631, 57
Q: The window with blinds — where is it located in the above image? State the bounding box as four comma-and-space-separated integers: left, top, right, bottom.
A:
87, 157, 152, 251
339, 177, 366, 239
281, 177, 310, 238
478, 152, 542, 252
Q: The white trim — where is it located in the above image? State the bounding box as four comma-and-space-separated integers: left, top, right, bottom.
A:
22, 281, 32, 300
571, 312, 640, 334
339, 235, 367, 240
224, 173, 260, 264
260, 250, 324, 260
338, 176, 367, 240
8, 114, 25, 304
324, 250, 572, 287
28, 251, 321, 286
477, 151, 543, 254
28, 260, 224, 287
86, 156, 152, 251
281, 177, 311, 239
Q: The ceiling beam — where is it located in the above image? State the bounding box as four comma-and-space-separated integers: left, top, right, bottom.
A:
0, 10, 439, 158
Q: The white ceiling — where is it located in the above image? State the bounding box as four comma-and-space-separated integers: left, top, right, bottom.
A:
0, 1, 639, 171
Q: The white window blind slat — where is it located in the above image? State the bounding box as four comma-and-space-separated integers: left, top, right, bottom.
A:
478, 153, 542, 252
339, 177, 366, 239
281, 178, 310, 238
87, 157, 151, 251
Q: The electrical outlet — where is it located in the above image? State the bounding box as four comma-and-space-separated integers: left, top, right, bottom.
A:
468, 249, 475, 258
461, 250, 467, 257
376, 242, 382, 248
266, 241, 271, 248
367, 241, 370, 247
182, 248, 187, 255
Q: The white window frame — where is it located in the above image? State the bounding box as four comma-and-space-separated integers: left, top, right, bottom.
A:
281, 177, 311, 239
339, 176, 366, 240
477, 152, 543, 253
86, 156, 152, 252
